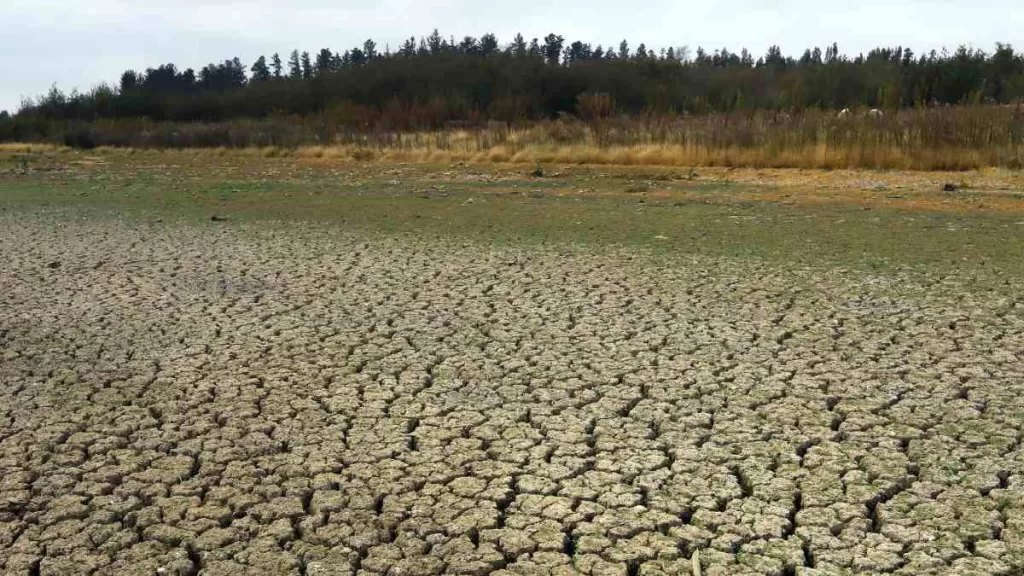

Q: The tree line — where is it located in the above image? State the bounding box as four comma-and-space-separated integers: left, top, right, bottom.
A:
6, 31, 1024, 134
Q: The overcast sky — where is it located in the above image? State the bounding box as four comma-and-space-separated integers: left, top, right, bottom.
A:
4, 0, 1022, 112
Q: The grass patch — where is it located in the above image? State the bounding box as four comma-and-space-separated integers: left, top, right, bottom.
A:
0, 155, 1021, 281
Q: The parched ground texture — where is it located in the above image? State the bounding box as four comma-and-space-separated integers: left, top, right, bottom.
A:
3, 149, 1024, 576
2, 214, 1024, 576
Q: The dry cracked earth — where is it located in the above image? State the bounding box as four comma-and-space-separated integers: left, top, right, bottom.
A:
1, 215, 1023, 576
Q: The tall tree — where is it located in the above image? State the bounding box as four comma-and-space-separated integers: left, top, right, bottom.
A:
250, 56, 271, 81
564, 41, 592, 64
764, 45, 786, 69
199, 58, 246, 91
480, 33, 499, 56
458, 36, 479, 55
15, 33, 1024, 132
543, 34, 565, 65
427, 29, 444, 55
316, 49, 334, 75
740, 48, 754, 67
511, 33, 527, 57
400, 37, 417, 57
300, 51, 313, 79
825, 42, 840, 64
271, 53, 283, 78
363, 39, 377, 61
528, 38, 542, 58
120, 70, 140, 92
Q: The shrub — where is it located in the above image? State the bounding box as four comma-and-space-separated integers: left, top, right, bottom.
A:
63, 126, 97, 149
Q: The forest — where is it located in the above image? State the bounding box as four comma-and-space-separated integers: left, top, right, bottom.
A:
2, 31, 1024, 164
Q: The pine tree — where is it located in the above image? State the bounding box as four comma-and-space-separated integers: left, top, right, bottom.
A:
288, 50, 302, 79
250, 56, 270, 81
316, 49, 334, 74
427, 29, 444, 55
480, 33, 499, 56
363, 40, 377, 61
825, 42, 839, 64
564, 41, 592, 64
511, 33, 527, 57
400, 37, 416, 57
696, 47, 709, 66
528, 39, 542, 58
300, 51, 313, 79
741, 48, 754, 67
902, 48, 914, 67
458, 37, 479, 55
543, 34, 565, 65
764, 45, 786, 69
120, 70, 140, 92
230, 57, 247, 85
271, 53, 283, 78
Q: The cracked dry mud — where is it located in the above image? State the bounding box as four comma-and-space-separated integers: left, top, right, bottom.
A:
1, 216, 1022, 576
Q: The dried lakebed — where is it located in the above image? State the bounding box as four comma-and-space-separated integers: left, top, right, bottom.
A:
1, 216, 1022, 576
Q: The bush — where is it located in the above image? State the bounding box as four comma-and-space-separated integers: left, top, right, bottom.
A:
63, 126, 97, 149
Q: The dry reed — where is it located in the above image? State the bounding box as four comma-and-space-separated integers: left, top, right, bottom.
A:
7, 106, 1024, 171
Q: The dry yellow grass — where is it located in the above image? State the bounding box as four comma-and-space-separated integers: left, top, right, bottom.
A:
0, 143, 67, 154
3, 125, 1018, 172
245, 141, 1015, 172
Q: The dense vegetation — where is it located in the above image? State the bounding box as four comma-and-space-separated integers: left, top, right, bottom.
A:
8, 33, 1024, 123
2, 32, 1023, 168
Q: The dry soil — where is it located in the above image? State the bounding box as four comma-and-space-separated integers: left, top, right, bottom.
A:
1, 212, 1023, 575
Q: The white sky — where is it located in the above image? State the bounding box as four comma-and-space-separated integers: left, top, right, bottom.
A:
3, 0, 1022, 113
